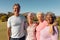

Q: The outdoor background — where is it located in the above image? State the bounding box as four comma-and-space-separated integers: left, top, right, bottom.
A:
0, 12, 60, 40
0, 0, 60, 40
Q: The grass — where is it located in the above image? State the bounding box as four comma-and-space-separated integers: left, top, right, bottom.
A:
58, 26, 60, 40
0, 21, 60, 40
0, 21, 8, 40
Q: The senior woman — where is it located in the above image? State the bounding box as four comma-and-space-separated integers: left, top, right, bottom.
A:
26, 12, 37, 40
40, 12, 58, 40
36, 12, 48, 40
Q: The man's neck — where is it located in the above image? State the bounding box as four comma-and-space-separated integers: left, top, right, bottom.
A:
14, 14, 19, 17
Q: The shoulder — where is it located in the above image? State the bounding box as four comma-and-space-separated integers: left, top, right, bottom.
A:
19, 15, 26, 20
8, 15, 14, 21
43, 20, 47, 23
43, 20, 48, 26
19, 14, 25, 18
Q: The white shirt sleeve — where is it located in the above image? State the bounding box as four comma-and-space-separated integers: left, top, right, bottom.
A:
23, 17, 27, 30
7, 18, 11, 28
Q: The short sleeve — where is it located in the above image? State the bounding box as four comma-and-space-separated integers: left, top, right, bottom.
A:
23, 16, 27, 29
7, 18, 11, 28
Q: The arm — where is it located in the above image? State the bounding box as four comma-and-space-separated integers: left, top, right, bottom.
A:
7, 18, 11, 40
24, 21, 28, 35
23, 16, 28, 36
52, 21, 58, 26
51, 26, 58, 40
49, 25, 58, 35
7, 27, 11, 40
49, 21, 58, 34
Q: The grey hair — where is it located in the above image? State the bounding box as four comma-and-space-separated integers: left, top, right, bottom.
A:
13, 3, 21, 9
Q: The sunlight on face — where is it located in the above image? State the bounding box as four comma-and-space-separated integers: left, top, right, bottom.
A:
36, 12, 44, 21
13, 5, 20, 15
46, 14, 53, 24
27, 13, 34, 21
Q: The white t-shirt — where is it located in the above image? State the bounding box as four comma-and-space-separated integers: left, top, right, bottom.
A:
7, 15, 26, 38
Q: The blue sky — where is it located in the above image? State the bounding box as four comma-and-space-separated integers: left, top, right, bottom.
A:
0, 0, 60, 16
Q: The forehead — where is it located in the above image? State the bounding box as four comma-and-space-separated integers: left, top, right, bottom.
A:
39, 14, 43, 16
13, 5, 19, 8
37, 13, 44, 17
46, 14, 52, 18
27, 13, 34, 17
13, 5, 19, 7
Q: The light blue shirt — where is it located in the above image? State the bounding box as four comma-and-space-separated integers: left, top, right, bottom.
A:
7, 15, 26, 38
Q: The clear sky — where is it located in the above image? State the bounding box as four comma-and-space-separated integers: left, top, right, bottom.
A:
0, 0, 60, 16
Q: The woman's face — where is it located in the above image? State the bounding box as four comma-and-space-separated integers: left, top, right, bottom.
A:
27, 13, 34, 21
37, 14, 44, 21
46, 14, 53, 24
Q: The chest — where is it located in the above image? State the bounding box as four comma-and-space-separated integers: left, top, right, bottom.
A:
27, 25, 36, 32
11, 17, 24, 26
40, 27, 51, 37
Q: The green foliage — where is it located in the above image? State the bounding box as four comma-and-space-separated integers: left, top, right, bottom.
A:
0, 12, 13, 22
34, 15, 38, 21
0, 15, 8, 22
7, 12, 13, 18
56, 17, 60, 26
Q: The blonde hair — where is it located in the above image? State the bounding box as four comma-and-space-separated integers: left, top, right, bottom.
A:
27, 12, 33, 16
27, 12, 34, 25
36, 12, 44, 18
46, 12, 57, 35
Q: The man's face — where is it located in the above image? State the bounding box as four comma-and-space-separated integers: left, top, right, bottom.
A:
13, 5, 20, 15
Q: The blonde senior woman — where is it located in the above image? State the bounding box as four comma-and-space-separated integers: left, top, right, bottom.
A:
26, 12, 37, 40
36, 12, 47, 40
40, 12, 58, 40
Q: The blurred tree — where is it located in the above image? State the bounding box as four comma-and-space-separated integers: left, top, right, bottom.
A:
7, 12, 13, 18
0, 15, 8, 22
56, 16, 60, 26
